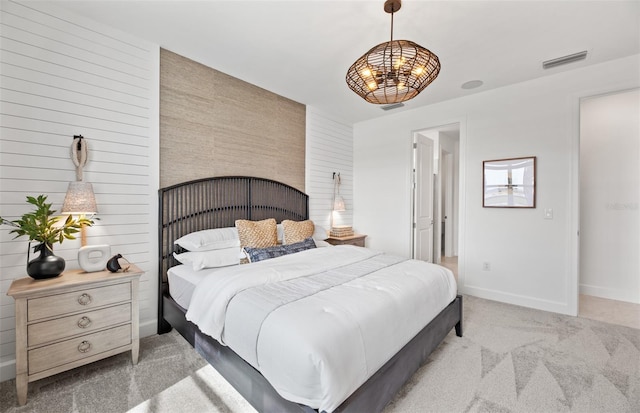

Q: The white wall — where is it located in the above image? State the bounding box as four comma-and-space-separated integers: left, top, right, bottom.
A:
0, 1, 159, 381
306, 107, 353, 232
580, 89, 639, 303
354, 54, 640, 316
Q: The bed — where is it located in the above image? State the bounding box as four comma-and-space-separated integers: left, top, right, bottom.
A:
158, 176, 463, 413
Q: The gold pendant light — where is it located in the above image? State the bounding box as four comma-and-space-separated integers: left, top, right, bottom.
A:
346, 0, 440, 104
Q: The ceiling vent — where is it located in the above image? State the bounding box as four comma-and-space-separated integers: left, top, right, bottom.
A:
542, 50, 588, 69
380, 102, 405, 111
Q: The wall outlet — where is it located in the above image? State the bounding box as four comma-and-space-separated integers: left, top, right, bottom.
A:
482, 262, 491, 271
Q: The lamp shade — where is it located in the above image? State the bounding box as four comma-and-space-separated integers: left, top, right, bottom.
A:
61, 182, 97, 215
333, 196, 346, 212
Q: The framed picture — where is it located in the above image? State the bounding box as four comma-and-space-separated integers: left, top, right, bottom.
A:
483, 156, 536, 208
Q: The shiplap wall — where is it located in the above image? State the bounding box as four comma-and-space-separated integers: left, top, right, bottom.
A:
306, 107, 353, 232
0, 0, 159, 382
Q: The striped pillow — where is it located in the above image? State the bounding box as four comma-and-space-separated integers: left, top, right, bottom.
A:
244, 237, 316, 263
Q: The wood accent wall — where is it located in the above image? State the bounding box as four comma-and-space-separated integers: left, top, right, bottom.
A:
160, 49, 305, 191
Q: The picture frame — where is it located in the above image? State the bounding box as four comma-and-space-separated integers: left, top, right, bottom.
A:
483, 156, 536, 208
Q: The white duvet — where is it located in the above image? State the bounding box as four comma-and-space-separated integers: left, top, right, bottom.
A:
186, 245, 457, 412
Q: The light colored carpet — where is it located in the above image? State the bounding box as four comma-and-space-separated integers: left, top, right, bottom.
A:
1, 295, 638, 413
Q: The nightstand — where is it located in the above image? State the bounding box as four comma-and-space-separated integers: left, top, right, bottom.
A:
326, 233, 367, 247
7, 265, 143, 405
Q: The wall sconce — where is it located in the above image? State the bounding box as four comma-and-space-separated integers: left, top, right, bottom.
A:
61, 135, 97, 247
333, 172, 346, 213
331, 172, 347, 232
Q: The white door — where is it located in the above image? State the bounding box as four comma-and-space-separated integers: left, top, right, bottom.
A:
414, 135, 434, 262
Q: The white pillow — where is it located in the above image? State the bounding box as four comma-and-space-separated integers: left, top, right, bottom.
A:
313, 224, 328, 241
174, 227, 240, 252
173, 248, 240, 271
314, 239, 332, 248
277, 223, 284, 243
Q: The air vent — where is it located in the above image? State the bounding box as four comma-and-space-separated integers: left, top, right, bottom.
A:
542, 50, 588, 69
381, 103, 405, 111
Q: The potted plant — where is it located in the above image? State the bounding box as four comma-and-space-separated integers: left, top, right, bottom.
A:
0, 195, 93, 279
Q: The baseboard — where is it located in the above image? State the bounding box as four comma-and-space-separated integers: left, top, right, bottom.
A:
460, 285, 572, 315
140, 318, 158, 338
579, 283, 640, 304
1, 359, 15, 383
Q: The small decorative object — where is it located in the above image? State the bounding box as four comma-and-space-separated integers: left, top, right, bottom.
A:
27, 242, 66, 280
107, 254, 131, 273
78, 244, 111, 272
330, 225, 354, 238
0, 195, 93, 279
483, 156, 536, 208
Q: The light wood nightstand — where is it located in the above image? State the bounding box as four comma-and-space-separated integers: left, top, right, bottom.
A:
325, 233, 367, 247
7, 265, 143, 405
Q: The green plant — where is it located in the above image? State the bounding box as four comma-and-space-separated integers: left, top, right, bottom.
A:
0, 195, 93, 249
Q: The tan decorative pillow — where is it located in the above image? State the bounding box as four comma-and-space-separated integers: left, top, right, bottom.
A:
282, 220, 315, 245
235, 218, 278, 249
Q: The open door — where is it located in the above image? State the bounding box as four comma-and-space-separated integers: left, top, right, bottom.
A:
413, 135, 434, 262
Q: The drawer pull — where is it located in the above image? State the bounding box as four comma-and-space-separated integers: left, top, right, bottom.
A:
77, 293, 92, 306
77, 341, 92, 353
77, 316, 92, 329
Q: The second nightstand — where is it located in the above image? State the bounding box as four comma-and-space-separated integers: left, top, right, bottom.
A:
325, 233, 367, 247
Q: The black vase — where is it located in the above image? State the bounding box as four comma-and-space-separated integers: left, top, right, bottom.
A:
27, 243, 65, 280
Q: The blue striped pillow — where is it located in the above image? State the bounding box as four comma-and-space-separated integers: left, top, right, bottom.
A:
244, 237, 316, 263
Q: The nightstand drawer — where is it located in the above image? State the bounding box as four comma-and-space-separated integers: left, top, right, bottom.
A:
326, 234, 367, 247
28, 303, 132, 347
340, 238, 365, 247
28, 324, 132, 375
28, 283, 131, 321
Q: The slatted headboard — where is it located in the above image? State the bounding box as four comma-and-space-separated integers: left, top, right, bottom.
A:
157, 176, 309, 332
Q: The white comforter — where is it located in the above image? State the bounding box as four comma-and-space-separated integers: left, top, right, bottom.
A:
186, 245, 457, 412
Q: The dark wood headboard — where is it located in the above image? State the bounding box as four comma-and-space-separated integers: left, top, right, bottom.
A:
157, 176, 309, 333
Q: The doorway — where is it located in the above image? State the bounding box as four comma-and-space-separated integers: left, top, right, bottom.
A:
412, 123, 460, 271
578, 88, 639, 329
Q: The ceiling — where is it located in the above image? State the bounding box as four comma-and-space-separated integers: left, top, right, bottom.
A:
43, 1, 640, 124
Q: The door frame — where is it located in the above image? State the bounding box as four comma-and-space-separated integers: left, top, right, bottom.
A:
572, 86, 640, 316
410, 121, 464, 275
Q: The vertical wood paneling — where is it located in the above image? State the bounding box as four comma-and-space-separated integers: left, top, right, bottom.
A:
305, 107, 353, 231
0, 0, 157, 382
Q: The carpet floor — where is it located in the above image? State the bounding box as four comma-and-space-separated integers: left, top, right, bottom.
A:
1, 295, 638, 413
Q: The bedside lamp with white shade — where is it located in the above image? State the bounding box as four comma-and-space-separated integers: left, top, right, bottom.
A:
61, 181, 97, 247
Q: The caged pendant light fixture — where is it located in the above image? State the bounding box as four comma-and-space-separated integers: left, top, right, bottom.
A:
346, 0, 440, 105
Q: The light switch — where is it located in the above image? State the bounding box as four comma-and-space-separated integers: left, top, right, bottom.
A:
544, 208, 553, 219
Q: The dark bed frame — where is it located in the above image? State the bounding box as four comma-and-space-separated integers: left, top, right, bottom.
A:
158, 176, 463, 413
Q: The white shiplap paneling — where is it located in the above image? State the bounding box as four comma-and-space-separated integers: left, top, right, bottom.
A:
0, 0, 158, 382
305, 106, 353, 232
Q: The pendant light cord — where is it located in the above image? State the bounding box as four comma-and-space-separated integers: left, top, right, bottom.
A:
71, 135, 88, 181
